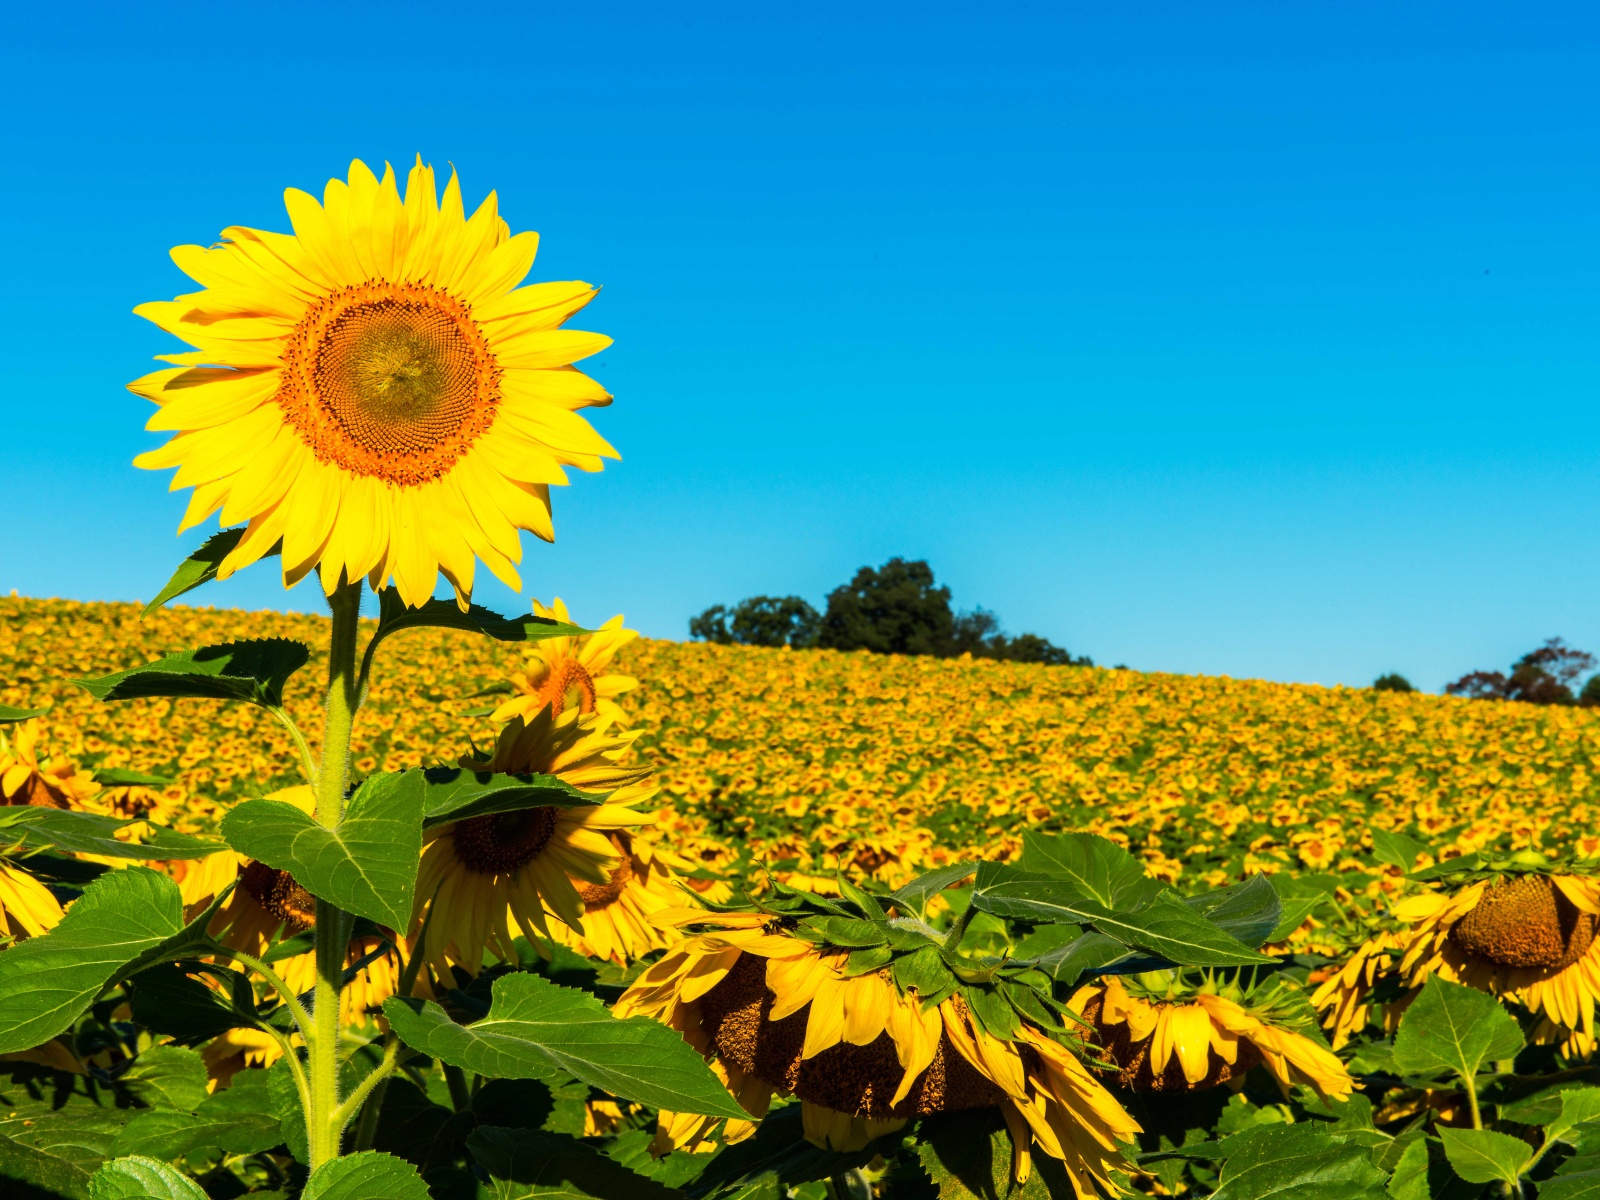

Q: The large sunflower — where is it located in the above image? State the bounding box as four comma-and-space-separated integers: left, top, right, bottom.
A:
615, 908, 1140, 1197
414, 706, 655, 977
0, 722, 99, 811
546, 833, 689, 966
1391, 872, 1600, 1055
491, 598, 639, 729
1068, 975, 1351, 1102
131, 158, 616, 607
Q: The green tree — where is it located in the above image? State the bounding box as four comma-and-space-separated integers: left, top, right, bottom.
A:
818, 558, 955, 655
1372, 673, 1414, 692
689, 596, 821, 648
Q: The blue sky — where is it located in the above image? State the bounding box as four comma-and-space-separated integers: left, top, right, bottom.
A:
2, 2, 1598, 690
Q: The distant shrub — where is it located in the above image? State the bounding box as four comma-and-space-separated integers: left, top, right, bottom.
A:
1372, 673, 1415, 693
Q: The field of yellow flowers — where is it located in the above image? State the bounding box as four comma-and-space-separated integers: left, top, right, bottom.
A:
5, 593, 1594, 896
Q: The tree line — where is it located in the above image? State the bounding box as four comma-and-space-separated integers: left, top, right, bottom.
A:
1375, 637, 1600, 706
689, 557, 1091, 666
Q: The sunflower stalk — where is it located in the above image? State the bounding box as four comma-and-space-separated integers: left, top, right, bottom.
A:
306, 580, 364, 1169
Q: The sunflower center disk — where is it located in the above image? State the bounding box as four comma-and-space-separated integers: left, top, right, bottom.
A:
241, 860, 318, 933
1450, 875, 1596, 971
278, 283, 500, 486
452, 806, 559, 875
540, 660, 598, 719
699, 953, 1005, 1119
576, 836, 634, 906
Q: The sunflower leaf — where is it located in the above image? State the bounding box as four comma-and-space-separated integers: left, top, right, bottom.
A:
970, 864, 1274, 966
419, 767, 602, 827
88, 1155, 210, 1200
383, 973, 749, 1119
1018, 831, 1166, 909
1369, 829, 1428, 873
91, 768, 173, 788
0, 806, 224, 860
141, 528, 280, 618
0, 1106, 133, 1200
371, 590, 588, 651
114, 1077, 282, 1161
1391, 976, 1524, 1082
301, 1150, 432, 1200
914, 1109, 1068, 1200
1437, 1127, 1532, 1186
118, 1045, 209, 1112
813, 916, 889, 948
221, 770, 423, 930
467, 1126, 682, 1200
1185, 875, 1281, 949
0, 866, 187, 1054
892, 944, 954, 998
0, 703, 47, 724
74, 639, 309, 708
1207, 1123, 1388, 1199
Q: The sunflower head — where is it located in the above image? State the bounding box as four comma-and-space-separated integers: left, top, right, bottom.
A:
491, 599, 641, 728
1449, 874, 1595, 971
616, 879, 1140, 1191
132, 158, 617, 608
0, 721, 99, 811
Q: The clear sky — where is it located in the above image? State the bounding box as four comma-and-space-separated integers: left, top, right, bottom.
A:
3, 2, 1597, 691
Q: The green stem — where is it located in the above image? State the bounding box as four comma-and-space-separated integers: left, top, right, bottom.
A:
306, 581, 364, 1171
333, 1037, 402, 1131
1462, 1070, 1484, 1131
218, 949, 314, 1035
268, 706, 318, 787
351, 1071, 392, 1152
443, 1062, 472, 1113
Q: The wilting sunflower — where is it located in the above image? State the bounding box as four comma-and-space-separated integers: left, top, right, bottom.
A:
206, 787, 399, 1025
131, 158, 616, 607
0, 722, 99, 810
414, 706, 655, 977
1309, 931, 1405, 1050
0, 858, 63, 940
1068, 974, 1351, 1102
1388, 870, 1600, 1055
615, 900, 1140, 1198
491, 598, 639, 728
546, 833, 689, 966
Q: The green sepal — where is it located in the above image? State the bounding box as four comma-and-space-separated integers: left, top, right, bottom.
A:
959, 983, 1020, 1042
844, 945, 895, 976
836, 875, 886, 921
811, 915, 889, 948
1000, 978, 1059, 1031
892, 944, 954, 998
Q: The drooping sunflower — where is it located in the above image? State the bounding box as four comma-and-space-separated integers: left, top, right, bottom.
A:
615, 901, 1141, 1197
1388, 870, 1600, 1055
545, 833, 690, 966
0, 859, 63, 940
1309, 930, 1405, 1050
490, 598, 639, 729
131, 158, 616, 607
413, 706, 655, 978
1068, 974, 1352, 1102
0, 722, 99, 811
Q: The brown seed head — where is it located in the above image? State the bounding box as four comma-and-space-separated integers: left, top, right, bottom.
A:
1451, 875, 1596, 971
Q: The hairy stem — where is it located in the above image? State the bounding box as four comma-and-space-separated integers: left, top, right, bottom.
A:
268, 706, 318, 787
443, 1062, 472, 1113
306, 581, 364, 1170
1462, 1070, 1484, 1131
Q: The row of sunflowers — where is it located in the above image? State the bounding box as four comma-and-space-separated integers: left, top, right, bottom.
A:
4, 590, 1600, 1198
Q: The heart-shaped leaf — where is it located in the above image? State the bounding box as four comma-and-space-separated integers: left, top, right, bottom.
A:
301, 1151, 432, 1200
221, 771, 423, 929
1392, 976, 1523, 1081
89, 1155, 209, 1200
75, 640, 308, 708
384, 973, 748, 1120
1437, 1127, 1532, 1186
1018, 831, 1166, 909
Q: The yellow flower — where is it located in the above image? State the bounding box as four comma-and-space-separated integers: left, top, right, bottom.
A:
1389, 873, 1600, 1055
546, 833, 690, 966
0, 859, 64, 940
491, 599, 639, 729
1309, 931, 1405, 1049
0, 721, 100, 811
202, 1026, 287, 1089
414, 707, 655, 976
131, 158, 616, 608
615, 912, 1140, 1197
1069, 977, 1352, 1103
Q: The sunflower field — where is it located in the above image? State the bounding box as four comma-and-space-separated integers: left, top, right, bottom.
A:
4, 158, 1600, 1200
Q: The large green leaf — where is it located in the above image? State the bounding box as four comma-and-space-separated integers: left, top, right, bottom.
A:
419, 768, 600, 828
1436, 1128, 1531, 1185
301, 1151, 432, 1200
971, 864, 1273, 966
888, 863, 976, 918
1369, 829, 1427, 873
1017, 830, 1166, 908
127, 963, 256, 1044
1383, 1136, 1430, 1200
1391, 977, 1524, 1081
383, 973, 748, 1119
372, 590, 587, 649
0, 1107, 131, 1200
141, 528, 279, 618
0, 867, 186, 1054
221, 771, 423, 929
1024, 930, 1130, 983
114, 1074, 282, 1160
468, 1126, 683, 1199
1209, 1124, 1387, 1200
0, 807, 224, 860
87, 1156, 208, 1200
1547, 1157, 1600, 1200
75, 640, 308, 708
1184, 875, 1281, 949
118, 1046, 208, 1113
0, 704, 48, 724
